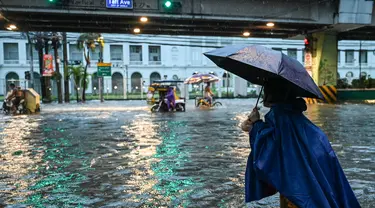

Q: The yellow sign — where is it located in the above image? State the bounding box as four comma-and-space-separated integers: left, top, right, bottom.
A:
97, 63, 111, 67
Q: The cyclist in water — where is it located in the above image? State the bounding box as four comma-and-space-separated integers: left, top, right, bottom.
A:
204, 82, 214, 105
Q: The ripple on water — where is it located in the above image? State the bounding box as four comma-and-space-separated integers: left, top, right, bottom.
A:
0, 100, 374, 207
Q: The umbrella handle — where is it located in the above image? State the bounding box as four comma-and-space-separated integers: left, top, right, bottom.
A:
255, 86, 264, 109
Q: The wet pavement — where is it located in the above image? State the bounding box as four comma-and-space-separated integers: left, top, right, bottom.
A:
0, 99, 374, 207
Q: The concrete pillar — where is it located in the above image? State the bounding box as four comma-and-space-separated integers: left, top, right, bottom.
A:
311, 32, 338, 86
103, 44, 110, 63
142, 44, 148, 65
235, 76, 247, 97
19, 41, 27, 65
309, 32, 338, 103
123, 43, 129, 65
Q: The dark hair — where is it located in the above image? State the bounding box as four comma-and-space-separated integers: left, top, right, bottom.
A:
263, 82, 296, 103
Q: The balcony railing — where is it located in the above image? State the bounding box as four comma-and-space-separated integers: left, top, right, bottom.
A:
130, 61, 143, 65
26, 60, 39, 65
149, 61, 162, 65
111, 61, 124, 68
4, 60, 19, 64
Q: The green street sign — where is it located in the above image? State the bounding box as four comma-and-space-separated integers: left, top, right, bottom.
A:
97, 63, 112, 77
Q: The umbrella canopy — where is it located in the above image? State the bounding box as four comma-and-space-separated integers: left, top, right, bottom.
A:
204, 45, 324, 100
184, 73, 220, 84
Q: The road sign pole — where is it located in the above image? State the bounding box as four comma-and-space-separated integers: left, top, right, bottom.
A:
123, 78, 127, 99
99, 77, 103, 102
97, 62, 111, 102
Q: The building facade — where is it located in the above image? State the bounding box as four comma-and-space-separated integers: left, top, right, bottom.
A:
0, 32, 373, 96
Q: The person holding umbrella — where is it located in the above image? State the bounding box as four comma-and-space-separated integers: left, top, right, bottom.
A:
204, 82, 214, 105
205, 45, 360, 207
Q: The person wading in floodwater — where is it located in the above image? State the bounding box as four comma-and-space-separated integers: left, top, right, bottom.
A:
241, 82, 361, 208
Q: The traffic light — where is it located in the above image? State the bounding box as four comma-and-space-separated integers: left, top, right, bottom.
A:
164, 1, 172, 8
47, 0, 67, 6
304, 35, 313, 52
25, 71, 31, 80
162, 1, 182, 12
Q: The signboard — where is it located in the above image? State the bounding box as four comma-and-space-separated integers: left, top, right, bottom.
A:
106, 0, 133, 9
304, 52, 313, 77
97, 63, 112, 77
304, 52, 312, 67
43, 54, 54, 77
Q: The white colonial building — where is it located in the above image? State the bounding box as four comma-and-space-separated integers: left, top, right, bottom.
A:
0, 31, 374, 97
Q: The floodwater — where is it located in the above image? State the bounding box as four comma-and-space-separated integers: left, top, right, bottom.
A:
0, 100, 374, 208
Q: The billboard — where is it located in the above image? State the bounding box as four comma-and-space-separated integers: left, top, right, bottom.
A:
43, 54, 54, 77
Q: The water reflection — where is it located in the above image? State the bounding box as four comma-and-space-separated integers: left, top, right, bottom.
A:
0, 100, 373, 207
0, 115, 42, 205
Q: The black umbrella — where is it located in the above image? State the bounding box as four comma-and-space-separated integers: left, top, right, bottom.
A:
204, 45, 324, 106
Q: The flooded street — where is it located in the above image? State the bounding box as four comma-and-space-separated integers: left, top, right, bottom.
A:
0, 99, 374, 207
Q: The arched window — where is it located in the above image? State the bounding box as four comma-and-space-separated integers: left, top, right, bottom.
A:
112, 72, 124, 95
150, 72, 161, 84
346, 72, 354, 78
92, 72, 99, 94
131, 72, 142, 92
222, 72, 231, 87
5, 72, 19, 92
360, 72, 367, 78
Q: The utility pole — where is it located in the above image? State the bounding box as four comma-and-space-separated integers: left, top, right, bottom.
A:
26, 32, 34, 88
36, 33, 47, 101
62, 32, 70, 103
53, 33, 63, 103
359, 41, 362, 80
99, 36, 104, 102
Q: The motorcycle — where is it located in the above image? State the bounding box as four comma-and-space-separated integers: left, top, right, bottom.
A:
2, 98, 27, 115
151, 98, 185, 112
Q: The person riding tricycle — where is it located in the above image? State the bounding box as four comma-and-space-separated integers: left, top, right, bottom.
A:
2, 84, 26, 114
184, 73, 222, 108
148, 80, 186, 112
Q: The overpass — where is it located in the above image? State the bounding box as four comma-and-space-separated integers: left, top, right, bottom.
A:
0, 0, 374, 100
0, 0, 368, 39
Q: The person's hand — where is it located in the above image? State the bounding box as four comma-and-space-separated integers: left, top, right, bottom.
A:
248, 108, 260, 123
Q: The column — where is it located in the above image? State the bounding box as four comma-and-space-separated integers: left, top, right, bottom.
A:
297, 49, 303, 64
142, 44, 148, 65
0, 41, 3, 64
340, 50, 345, 67
311, 31, 338, 103
123, 43, 129, 65
19, 41, 27, 65
103, 44, 110, 63
311, 32, 338, 86
354, 50, 359, 67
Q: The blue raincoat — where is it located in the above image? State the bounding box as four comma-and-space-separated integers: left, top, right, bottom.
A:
245, 99, 360, 208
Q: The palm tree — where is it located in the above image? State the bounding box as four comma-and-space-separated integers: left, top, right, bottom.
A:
76, 33, 101, 102
68, 65, 90, 103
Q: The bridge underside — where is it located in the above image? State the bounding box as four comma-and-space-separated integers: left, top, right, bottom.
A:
0, 11, 329, 39
338, 26, 375, 40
